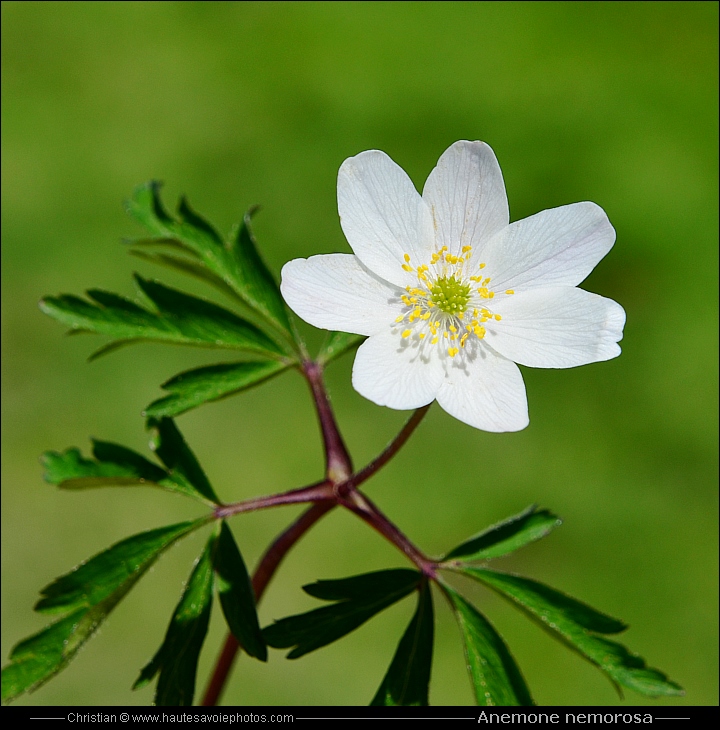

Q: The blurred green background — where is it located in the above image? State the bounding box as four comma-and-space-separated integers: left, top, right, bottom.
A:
2, 1, 717, 707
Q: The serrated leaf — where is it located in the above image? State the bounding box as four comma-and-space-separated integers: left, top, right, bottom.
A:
370, 579, 434, 706
35, 521, 205, 614
303, 568, 420, 601
264, 569, 421, 659
39, 275, 285, 360
145, 360, 288, 418
41, 424, 219, 505
443, 506, 562, 562
1, 609, 87, 703
444, 585, 534, 707
41, 445, 164, 488
124, 236, 200, 257
125, 183, 295, 347
2, 520, 205, 703
317, 331, 365, 365
134, 530, 216, 706
213, 522, 266, 661
146, 417, 220, 505
129, 249, 243, 306
125, 180, 175, 234
229, 208, 292, 336
135, 275, 284, 355
459, 567, 684, 698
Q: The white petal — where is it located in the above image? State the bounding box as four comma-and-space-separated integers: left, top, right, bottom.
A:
436, 345, 528, 432
479, 202, 615, 291
280, 254, 401, 336
352, 329, 445, 410
338, 150, 436, 287
422, 141, 509, 257
488, 287, 626, 368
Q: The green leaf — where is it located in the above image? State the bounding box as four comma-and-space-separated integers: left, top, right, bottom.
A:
443, 585, 534, 706
303, 568, 420, 601
2, 519, 205, 702
263, 569, 421, 659
228, 208, 292, 337
443, 505, 562, 562
145, 360, 288, 418
129, 248, 243, 306
134, 530, 216, 706
146, 417, 220, 505
35, 521, 205, 614
125, 180, 175, 234
213, 522, 266, 661
125, 182, 295, 345
370, 579, 434, 706
459, 567, 684, 698
1, 609, 87, 704
41, 423, 220, 505
317, 331, 365, 365
136, 275, 284, 354
124, 236, 200, 257
42, 445, 165, 489
39, 275, 285, 361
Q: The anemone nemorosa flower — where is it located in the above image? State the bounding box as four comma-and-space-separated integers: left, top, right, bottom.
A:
281, 141, 625, 432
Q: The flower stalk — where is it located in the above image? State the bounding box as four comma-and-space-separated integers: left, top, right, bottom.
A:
203, 361, 433, 705
302, 359, 353, 484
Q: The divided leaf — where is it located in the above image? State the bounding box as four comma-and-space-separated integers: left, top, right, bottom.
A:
146, 417, 220, 505
229, 208, 292, 336
145, 360, 288, 418
213, 522, 266, 661
1, 610, 87, 704
42, 419, 219, 505
2, 519, 205, 703
39, 275, 285, 361
134, 530, 216, 706
129, 248, 243, 307
370, 579, 434, 706
444, 585, 534, 707
459, 567, 684, 698
263, 569, 421, 659
125, 182, 293, 344
443, 505, 562, 562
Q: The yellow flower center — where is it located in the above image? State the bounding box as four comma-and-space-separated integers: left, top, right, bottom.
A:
430, 276, 471, 314
395, 245, 513, 358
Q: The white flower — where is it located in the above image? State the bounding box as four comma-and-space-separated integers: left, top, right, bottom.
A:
281, 141, 625, 432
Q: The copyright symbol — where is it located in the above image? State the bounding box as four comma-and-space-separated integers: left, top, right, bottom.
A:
120, 713, 129, 722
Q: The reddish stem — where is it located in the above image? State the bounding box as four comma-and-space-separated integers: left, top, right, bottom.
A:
342, 404, 431, 493
303, 360, 353, 484
201, 502, 334, 706
202, 368, 433, 706
339, 489, 436, 577
214, 480, 333, 520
